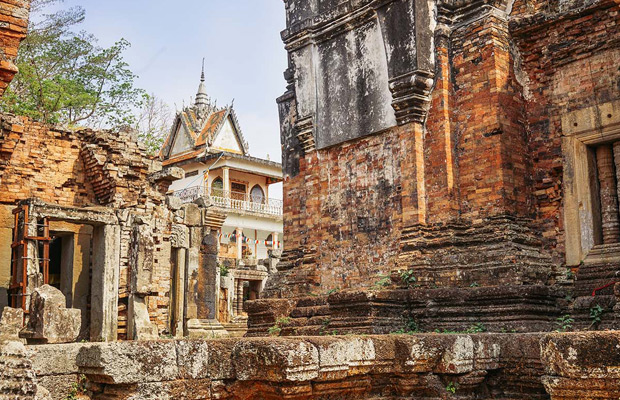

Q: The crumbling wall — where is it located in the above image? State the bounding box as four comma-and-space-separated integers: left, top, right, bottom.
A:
0, 115, 97, 207
0, 112, 186, 339
0, 0, 29, 95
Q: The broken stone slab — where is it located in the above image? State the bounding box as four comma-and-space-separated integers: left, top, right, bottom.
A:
128, 296, 159, 340
183, 203, 202, 227
0, 307, 24, 343
149, 167, 184, 183
20, 285, 80, 344
166, 195, 183, 211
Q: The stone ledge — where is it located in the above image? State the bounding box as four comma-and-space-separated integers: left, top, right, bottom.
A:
19, 332, 620, 399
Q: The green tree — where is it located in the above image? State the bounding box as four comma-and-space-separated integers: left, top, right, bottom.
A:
0, 0, 144, 129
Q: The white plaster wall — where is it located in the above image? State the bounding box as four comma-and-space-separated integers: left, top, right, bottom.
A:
223, 213, 282, 234
168, 162, 205, 192
220, 226, 280, 259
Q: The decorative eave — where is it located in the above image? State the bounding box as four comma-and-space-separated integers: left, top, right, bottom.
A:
226, 106, 250, 156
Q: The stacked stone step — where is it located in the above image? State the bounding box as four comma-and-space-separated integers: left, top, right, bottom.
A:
398, 216, 554, 288
248, 286, 565, 337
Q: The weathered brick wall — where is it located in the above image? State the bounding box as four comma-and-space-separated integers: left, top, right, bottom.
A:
278, 127, 414, 295
0, 115, 97, 207
0, 0, 29, 95
0, 111, 183, 338
448, 15, 530, 221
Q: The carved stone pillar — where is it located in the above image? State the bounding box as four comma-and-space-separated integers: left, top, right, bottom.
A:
233, 279, 239, 316
596, 145, 620, 244
612, 142, 620, 216
235, 279, 244, 316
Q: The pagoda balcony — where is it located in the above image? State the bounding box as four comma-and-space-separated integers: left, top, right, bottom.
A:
173, 186, 283, 217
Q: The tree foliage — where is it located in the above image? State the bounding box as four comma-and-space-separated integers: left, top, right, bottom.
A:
0, 0, 145, 129
135, 93, 173, 156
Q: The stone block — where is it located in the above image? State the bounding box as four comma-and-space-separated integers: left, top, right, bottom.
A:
232, 338, 319, 382
20, 285, 80, 344
176, 340, 210, 380
186, 319, 228, 339
150, 167, 184, 183
130, 224, 154, 294
128, 296, 158, 341
183, 203, 202, 227
541, 331, 620, 399
77, 341, 179, 384
28, 343, 84, 376
166, 195, 182, 211
0, 306, 23, 343
171, 224, 189, 249
306, 336, 377, 381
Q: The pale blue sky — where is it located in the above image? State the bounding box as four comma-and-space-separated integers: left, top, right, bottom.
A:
55, 0, 288, 197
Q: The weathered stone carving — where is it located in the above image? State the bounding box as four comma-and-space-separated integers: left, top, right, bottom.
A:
130, 224, 155, 295
282, 0, 436, 150
171, 223, 189, 249
20, 285, 80, 344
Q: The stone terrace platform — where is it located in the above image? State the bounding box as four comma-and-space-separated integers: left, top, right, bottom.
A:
2, 331, 617, 399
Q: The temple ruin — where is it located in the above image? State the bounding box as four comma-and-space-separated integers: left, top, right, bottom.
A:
1, 0, 620, 398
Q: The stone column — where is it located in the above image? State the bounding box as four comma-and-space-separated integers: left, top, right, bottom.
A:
223, 167, 230, 194
236, 227, 243, 260
233, 279, 239, 316
236, 279, 244, 315
612, 142, 620, 216
197, 229, 218, 320
91, 224, 120, 342
272, 232, 279, 250
596, 145, 620, 244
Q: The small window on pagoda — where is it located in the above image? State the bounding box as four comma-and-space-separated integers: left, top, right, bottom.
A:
250, 185, 265, 204
231, 182, 247, 201
211, 177, 224, 197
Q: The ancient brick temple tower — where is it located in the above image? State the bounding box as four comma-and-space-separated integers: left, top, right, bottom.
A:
249, 0, 620, 333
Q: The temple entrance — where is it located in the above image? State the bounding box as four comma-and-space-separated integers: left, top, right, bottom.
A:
8, 200, 120, 342
47, 225, 92, 338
